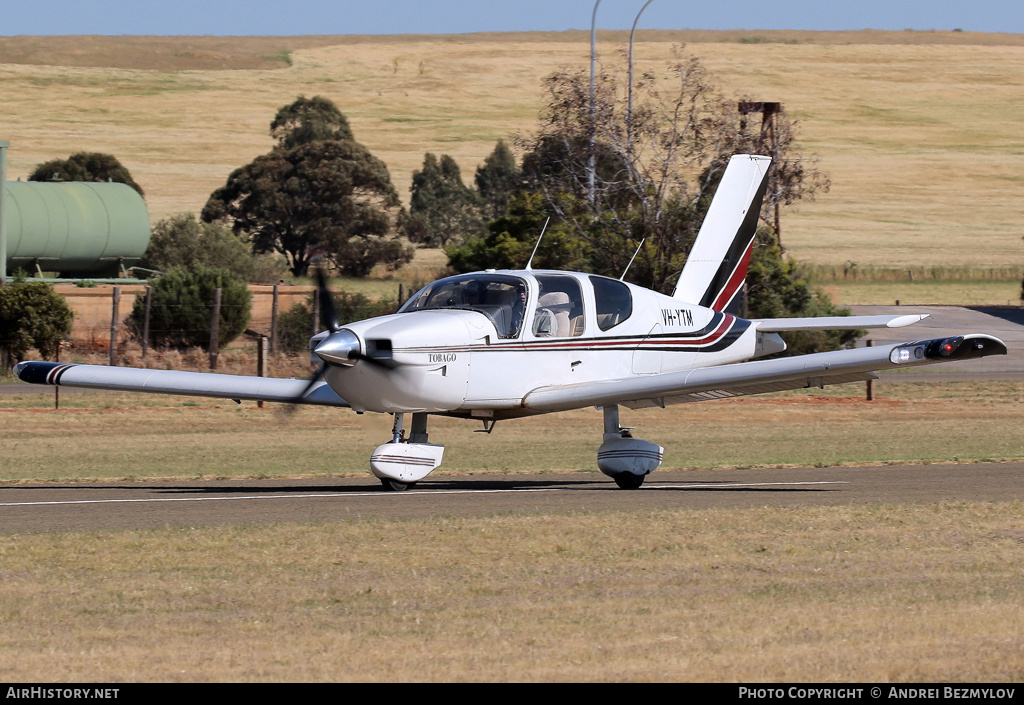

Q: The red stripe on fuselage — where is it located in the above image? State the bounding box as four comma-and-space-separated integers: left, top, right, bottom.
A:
395, 314, 739, 354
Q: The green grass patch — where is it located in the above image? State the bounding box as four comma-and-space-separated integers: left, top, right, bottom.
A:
263, 50, 293, 66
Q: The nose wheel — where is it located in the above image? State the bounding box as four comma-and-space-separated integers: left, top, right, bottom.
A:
611, 473, 645, 490
371, 413, 444, 491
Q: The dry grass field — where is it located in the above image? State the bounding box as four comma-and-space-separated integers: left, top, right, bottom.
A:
2, 502, 1023, 681
2, 30, 1023, 271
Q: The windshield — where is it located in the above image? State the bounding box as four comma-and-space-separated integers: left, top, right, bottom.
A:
400, 274, 528, 339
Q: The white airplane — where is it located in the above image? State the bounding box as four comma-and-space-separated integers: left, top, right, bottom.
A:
14, 155, 1007, 490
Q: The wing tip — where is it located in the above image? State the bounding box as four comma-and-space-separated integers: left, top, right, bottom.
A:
887, 314, 930, 328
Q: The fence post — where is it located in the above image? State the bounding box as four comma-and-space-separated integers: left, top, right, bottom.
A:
109, 286, 120, 367
312, 291, 320, 337
866, 339, 874, 401
140, 286, 152, 358
257, 334, 268, 409
270, 283, 279, 353
54, 342, 60, 410
209, 287, 222, 369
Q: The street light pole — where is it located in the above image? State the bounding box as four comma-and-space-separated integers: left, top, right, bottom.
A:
627, 0, 655, 156
588, 0, 602, 205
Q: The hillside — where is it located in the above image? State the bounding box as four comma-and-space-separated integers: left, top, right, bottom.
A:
2, 30, 1022, 269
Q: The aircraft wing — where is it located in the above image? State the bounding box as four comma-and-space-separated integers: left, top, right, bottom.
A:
522, 334, 1006, 413
755, 313, 929, 331
13, 361, 349, 407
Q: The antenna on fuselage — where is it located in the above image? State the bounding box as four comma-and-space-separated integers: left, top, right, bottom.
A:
524, 217, 550, 271
619, 238, 645, 281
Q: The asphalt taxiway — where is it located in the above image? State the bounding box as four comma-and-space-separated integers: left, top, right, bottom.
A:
2, 462, 1022, 534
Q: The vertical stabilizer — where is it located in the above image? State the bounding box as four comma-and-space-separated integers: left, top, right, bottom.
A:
672, 154, 772, 311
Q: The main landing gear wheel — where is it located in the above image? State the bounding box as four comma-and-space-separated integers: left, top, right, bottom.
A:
380, 478, 417, 492
613, 473, 645, 490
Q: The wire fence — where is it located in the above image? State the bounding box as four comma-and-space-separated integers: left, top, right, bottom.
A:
87, 283, 409, 369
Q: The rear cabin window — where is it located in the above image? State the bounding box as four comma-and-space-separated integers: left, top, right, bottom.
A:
590, 276, 633, 331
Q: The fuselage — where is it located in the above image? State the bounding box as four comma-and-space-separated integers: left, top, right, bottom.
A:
314, 269, 783, 417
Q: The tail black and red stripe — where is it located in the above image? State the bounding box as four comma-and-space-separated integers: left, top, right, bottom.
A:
672, 154, 772, 313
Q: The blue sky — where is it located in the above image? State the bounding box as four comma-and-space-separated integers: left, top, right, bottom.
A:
3, 0, 1022, 36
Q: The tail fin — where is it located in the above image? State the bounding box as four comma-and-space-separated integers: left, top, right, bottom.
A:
672, 154, 772, 312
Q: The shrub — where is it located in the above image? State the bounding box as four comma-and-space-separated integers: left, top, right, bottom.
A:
0, 277, 74, 366
140, 213, 287, 283
129, 266, 251, 350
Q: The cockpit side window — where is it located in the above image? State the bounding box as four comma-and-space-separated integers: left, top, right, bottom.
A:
590, 275, 633, 331
400, 274, 528, 338
532, 275, 585, 338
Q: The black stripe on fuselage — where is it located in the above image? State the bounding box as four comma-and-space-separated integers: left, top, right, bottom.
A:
395, 315, 750, 355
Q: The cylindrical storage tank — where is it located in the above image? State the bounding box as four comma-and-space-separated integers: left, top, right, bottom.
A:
3, 181, 150, 277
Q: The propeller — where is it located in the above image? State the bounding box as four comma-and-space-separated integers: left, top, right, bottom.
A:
282, 266, 388, 412
309, 266, 397, 369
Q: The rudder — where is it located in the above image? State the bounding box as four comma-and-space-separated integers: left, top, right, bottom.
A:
673, 154, 772, 312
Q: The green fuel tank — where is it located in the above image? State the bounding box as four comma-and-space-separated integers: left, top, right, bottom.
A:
3, 181, 151, 277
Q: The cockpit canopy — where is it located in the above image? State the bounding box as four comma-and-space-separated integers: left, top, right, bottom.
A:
400, 273, 528, 338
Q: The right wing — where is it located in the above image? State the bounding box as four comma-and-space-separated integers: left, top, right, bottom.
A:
13, 361, 349, 407
522, 334, 1006, 413
755, 313, 929, 332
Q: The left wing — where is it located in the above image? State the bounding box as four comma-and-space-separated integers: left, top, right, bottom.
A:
523, 334, 1006, 413
13, 361, 349, 407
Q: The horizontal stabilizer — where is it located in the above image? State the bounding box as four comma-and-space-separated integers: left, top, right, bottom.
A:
13, 361, 350, 407
756, 314, 929, 332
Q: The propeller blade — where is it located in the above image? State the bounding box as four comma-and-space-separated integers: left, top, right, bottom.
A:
316, 268, 340, 334
280, 363, 327, 416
